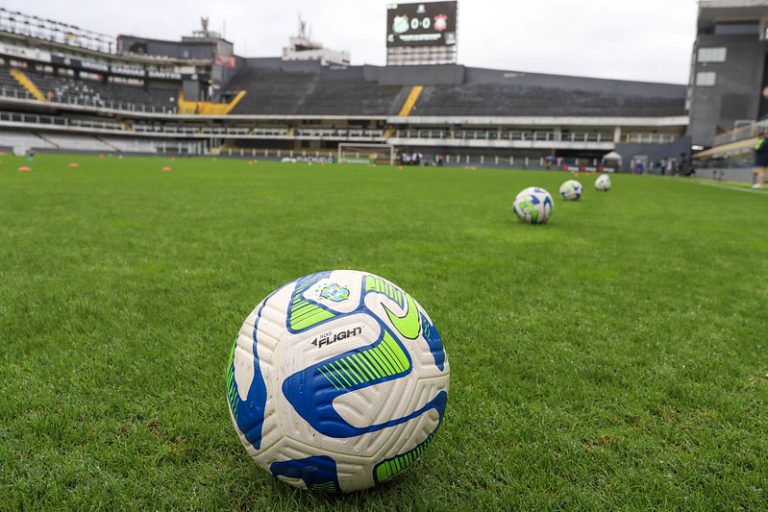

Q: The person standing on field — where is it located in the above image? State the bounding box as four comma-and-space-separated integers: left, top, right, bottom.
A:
753, 131, 768, 189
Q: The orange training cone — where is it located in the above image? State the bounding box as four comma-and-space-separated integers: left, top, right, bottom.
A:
18, 166, 31, 172
162, 166, 173, 172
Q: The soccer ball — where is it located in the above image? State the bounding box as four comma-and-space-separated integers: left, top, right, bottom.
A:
514, 188, 554, 224
559, 180, 583, 201
516, 186, 548, 201
227, 270, 450, 493
595, 174, 612, 192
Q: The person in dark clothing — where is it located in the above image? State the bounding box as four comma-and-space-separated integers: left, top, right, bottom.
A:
753, 131, 768, 189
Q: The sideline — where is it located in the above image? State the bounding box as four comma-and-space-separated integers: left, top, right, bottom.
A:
683, 178, 768, 196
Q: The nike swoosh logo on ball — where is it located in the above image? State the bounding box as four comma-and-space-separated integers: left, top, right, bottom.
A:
383, 293, 421, 340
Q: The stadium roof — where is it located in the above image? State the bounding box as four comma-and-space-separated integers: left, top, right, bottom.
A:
700, 0, 768, 8
699, 0, 768, 21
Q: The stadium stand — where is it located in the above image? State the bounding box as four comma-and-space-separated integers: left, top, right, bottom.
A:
99, 137, 159, 153
0, 130, 55, 151
413, 78, 686, 118
0, 65, 25, 95
42, 133, 114, 152
226, 60, 687, 118
0, 129, 205, 155
20, 69, 178, 111
228, 61, 409, 116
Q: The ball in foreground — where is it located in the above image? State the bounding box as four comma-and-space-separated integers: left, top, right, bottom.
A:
227, 270, 450, 493
514, 188, 554, 224
516, 186, 548, 201
595, 174, 612, 192
559, 180, 583, 201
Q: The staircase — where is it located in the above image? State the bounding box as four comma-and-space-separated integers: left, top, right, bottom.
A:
10, 69, 46, 102
35, 133, 59, 148
382, 85, 424, 139
398, 86, 423, 117
97, 137, 121, 152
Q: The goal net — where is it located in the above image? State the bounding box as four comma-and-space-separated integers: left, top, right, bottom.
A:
338, 143, 395, 166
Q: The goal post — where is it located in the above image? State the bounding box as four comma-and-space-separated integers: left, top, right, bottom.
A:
338, 143, 396, 166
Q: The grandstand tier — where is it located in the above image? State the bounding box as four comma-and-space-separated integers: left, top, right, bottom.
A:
226, 59, 687, 118
22, 69, 178, 110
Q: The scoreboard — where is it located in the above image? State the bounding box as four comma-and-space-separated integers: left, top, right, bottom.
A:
386, 2, 458, 48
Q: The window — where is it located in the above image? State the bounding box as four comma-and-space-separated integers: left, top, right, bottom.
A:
696, 72, 717, 87
698, 47, 727, 63
714, 22, 759, 36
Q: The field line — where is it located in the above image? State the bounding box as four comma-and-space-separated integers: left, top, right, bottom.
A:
683, 179, 768, 196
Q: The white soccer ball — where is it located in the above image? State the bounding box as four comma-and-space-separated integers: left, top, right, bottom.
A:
227, 270, 450, 493
516, 186, 549, 201
559, 180, 583, 201
513, 188, 554, 224
595, 174, 612, 192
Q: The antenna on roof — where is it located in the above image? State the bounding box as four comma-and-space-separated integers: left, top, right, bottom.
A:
298, 13, 308, 39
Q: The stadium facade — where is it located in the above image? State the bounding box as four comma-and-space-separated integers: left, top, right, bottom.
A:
0, 6, 694, 170
688, 0, 768, 147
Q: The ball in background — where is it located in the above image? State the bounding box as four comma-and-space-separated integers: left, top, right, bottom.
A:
227, 270, 450, 493
514, 188, 554, 224
559, 180, 583, 201
595, 174, 612, 192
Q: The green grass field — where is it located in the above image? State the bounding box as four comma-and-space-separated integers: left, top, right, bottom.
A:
1, 153, 767, 511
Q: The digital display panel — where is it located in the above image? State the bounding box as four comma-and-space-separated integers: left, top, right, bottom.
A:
386, 2, 458, 47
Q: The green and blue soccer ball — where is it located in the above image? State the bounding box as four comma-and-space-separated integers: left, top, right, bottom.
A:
227, 270, 450, 492
514, 187, 554, 224
559, 180, 583, 201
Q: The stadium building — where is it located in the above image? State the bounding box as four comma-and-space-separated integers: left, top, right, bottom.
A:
688, 0, 768, 147
688, 0, 768, 179
0, 5, 691, 170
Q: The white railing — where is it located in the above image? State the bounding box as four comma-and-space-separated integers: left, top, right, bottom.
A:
251, 128, 289, 137
295, 128, 383, 139
0, 86, 35, 101
393, 129, 614, 143
0, 110, 384, 141
0, 109, 678, 147
0, 110, 123, 131
713, 121, 768, 147
52, 94, 178, 114
622, 133, 678, 144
